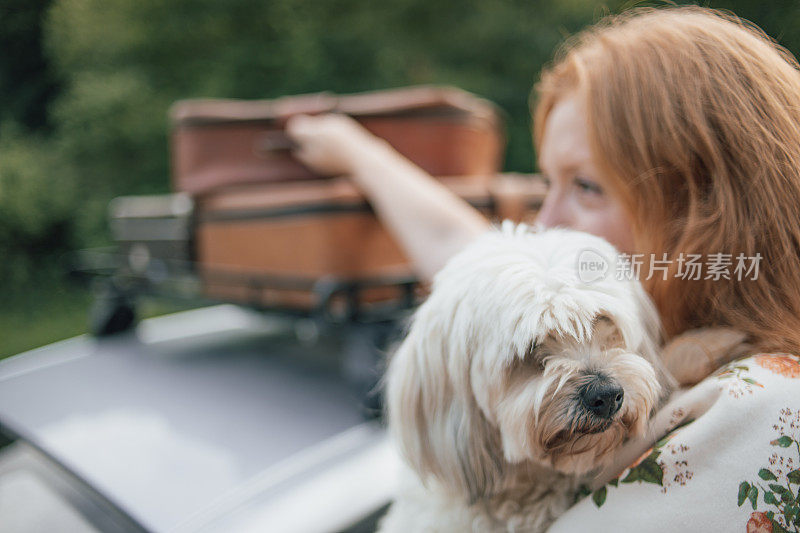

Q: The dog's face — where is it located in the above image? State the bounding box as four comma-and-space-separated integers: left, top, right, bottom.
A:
386, 225, 673, 500
482, 314, 662, 474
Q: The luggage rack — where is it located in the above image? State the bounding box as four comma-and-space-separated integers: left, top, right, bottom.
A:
69, 247, 423, 418
69, 247, 423, 336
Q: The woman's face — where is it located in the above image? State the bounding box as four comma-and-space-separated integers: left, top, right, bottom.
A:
536, 95, 635, 254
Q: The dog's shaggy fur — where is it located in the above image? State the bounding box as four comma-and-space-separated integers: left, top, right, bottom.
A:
379, 224, 674, 532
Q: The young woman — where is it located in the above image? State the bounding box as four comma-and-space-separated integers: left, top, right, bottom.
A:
288, 7, 800, 530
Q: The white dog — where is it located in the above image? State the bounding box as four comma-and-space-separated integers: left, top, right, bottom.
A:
379, 224, 674, 532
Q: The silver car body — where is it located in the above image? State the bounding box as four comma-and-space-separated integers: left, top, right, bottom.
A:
0, 305, 400, 532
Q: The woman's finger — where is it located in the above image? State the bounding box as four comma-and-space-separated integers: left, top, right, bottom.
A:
285, 114, 306, 138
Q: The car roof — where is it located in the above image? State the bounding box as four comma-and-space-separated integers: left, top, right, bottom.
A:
0, 305, 397, 532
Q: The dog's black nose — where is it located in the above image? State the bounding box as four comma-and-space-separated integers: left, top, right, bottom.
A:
580, 379, 624, 419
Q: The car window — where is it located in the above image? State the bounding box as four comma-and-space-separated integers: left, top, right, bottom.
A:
0, 464, 100, 532
0, 437, 146, 533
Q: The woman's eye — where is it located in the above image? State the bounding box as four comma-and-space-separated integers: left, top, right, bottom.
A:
573, 177, 603, 195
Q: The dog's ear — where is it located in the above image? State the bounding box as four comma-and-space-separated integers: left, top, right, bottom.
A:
385, 301, 503, 503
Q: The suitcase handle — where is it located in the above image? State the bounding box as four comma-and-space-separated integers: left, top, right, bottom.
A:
253, 131, 300, 157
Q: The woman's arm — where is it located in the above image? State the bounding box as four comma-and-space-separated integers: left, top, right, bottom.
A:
286, 114, 490, 282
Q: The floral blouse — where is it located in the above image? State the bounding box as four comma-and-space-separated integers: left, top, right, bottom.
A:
548, 354, 800, 533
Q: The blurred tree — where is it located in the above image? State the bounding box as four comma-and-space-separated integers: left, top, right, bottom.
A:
42, 0, 621, 205
0, 0, 60, 131
3, 0, 800, 282
0, 125, 76, 283
0, 1, 68, 284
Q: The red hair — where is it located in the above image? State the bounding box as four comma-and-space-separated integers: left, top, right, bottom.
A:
533, 6, 800, 352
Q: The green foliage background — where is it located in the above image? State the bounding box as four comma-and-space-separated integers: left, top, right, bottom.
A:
1, 0, 799, 355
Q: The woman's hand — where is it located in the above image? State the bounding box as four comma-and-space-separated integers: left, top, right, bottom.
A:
285, 113, 382, 176
287, 111, 489, 281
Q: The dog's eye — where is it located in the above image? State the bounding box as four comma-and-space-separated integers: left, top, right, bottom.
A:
593, 314, 625, 349
523, 342, 546, 370
594, 314, 614, 325
524, 341, 538, 358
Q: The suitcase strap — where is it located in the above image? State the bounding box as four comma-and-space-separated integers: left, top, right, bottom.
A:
253, 131, 299, 156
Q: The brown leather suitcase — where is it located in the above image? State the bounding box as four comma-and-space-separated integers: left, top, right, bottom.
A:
170, 86, 505, 194
195, 174, 545, 310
